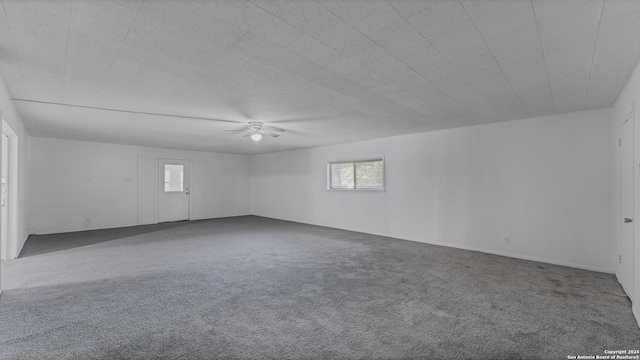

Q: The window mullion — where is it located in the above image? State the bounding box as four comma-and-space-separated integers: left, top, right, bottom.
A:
353, 162, 357, 189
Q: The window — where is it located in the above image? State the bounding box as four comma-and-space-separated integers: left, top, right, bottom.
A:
164, 164, 184, 192
327, 158, 384, 191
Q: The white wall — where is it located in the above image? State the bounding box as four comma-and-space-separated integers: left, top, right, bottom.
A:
0, 76, 29, 259
613, 57, 640, 326
0, 73, 30, 293
29, 137, 251, 234
252, 108, 613, 273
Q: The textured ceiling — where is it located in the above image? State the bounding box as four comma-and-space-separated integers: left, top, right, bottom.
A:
0, 0, 639, 155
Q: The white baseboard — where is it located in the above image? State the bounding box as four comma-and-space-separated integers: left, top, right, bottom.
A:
251, 213, 615, 274
30, 212, 616, 275
29, 213, 252, 236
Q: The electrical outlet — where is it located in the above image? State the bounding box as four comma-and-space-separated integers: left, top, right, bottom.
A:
619, 255, 622, 264
504, 235, 511, 244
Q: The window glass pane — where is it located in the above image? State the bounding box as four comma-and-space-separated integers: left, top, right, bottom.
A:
331, 162, 354, 189
164, 164, 184, 192
355, 160, 383, 189
328, 159, 384, 191
164, 171, 171, 192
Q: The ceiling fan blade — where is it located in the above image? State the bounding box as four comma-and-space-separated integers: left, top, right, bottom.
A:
263, 125, 285, 132
225, 121, 284, 140
263, 131, 280, 137
270, 116, 334, 124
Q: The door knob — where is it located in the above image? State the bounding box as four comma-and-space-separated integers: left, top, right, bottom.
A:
625, 218, 633, 223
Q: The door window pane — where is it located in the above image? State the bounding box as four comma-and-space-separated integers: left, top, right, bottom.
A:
164, 164, 184, 192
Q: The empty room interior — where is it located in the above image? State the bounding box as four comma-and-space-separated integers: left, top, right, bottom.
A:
1, 0, 640, 358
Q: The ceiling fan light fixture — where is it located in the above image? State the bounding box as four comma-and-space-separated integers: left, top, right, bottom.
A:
226, 121, 283, 142
250, 133, 263, 142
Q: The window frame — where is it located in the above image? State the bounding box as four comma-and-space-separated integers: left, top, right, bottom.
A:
326, 157, 385, 192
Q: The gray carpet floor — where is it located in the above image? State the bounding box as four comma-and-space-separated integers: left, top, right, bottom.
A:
1, 215, 638, 359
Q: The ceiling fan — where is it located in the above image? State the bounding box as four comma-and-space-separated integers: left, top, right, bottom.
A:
9, 99, 299, 143
225, 121, 285, 142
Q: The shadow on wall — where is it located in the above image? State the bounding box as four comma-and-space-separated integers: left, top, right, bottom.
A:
19, 221, 196, 258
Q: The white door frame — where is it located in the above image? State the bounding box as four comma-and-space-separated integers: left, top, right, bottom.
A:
138, 155, 205, 225
618, 111, 634, 299
157, 158, 191, 223
1, 118, 18, 260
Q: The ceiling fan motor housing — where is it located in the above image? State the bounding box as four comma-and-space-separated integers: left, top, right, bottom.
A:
248, 121, 264, 134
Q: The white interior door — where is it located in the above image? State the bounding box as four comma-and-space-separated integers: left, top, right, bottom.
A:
1, 132, 8, 261
158, 159, 190, 223
619, 116, 634, 299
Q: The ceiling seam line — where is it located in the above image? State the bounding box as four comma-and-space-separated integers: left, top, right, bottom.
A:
361, 1, 484, 119
59, 0, 72, 141
2, 0, 38, 135
388, 0, 496, 120
238, 1, 434, 121
193, 1, 293, 79
2, 1, 28, 100
311, 2, 457, 122
584, 0, 605, 111
96, 0, 144, 98
531, 0, 556, 110
209, 28, 409, 121
61, 1, 72, 99
249, 1, 342, 54
382, 1, 474, 121
191, 8, 275, 77
458, 0, 530, 115
317, 0, 478, 121
387, 1, 435, 20
9, 98, 241, 123
247, 0, 450, 122
249, 0, 453, 121
193, 31, 250, 74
